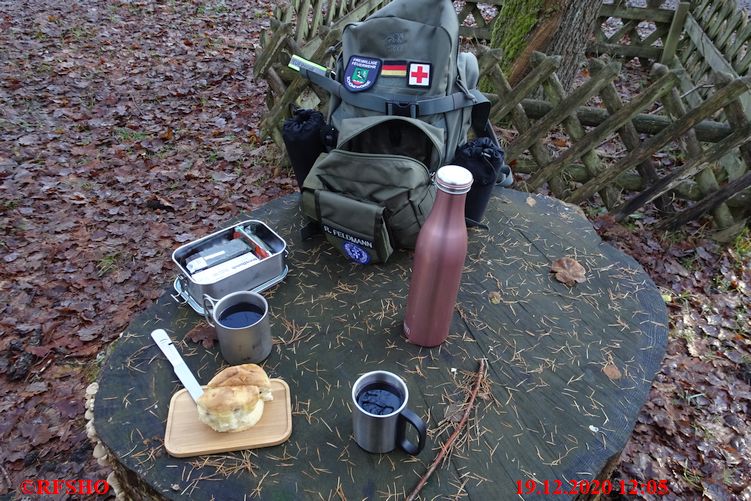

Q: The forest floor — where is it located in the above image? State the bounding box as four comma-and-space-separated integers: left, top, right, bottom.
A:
1, 0, 749, 500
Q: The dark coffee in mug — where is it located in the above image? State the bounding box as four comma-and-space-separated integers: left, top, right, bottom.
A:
351, 370, 427, 454
204, 291, 272, 365
218, 302, 264, 328
356, 382, 403, 415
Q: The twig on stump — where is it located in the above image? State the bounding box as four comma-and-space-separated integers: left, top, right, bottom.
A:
406, 359, 488, 501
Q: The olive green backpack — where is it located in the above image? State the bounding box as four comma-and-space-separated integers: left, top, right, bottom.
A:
298, 0, 492, 264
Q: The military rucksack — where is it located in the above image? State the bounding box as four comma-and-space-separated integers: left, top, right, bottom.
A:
296, 0, 494, 264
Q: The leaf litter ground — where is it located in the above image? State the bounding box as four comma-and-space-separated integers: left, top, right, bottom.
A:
1, 1, 749, 499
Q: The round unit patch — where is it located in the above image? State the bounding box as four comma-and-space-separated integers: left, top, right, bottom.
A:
344, 56, 381, 92
343, 242, 371, 264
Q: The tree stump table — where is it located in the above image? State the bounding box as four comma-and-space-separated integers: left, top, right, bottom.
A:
92, 188, 668, 500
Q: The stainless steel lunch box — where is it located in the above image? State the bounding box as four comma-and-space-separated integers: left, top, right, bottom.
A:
172, 220, 288, 315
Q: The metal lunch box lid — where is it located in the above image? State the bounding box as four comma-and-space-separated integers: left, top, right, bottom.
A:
436, 165, 473, 194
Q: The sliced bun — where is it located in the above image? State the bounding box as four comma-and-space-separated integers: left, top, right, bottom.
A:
196, 364, 273, 433
197, 386, 264, 432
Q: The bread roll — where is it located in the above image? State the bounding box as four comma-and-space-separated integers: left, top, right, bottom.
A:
196, 364, 274, 432
207, 364, 274, 402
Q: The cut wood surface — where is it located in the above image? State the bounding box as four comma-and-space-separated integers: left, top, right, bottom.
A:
164, 379, 292, 458
94, 191, 668, 500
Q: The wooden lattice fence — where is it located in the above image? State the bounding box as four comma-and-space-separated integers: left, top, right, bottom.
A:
591, 3, 675, 61
254, 0, 751, 235
587, 0, 751, 232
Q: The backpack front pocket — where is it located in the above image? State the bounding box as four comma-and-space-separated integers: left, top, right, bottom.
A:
316, 190, 393, 264
306, 148, 435, 250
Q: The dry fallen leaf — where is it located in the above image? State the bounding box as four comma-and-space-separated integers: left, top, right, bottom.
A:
222, 144, 244, 162
550, 257, 587, 286
160, 127, 174, 141
602, 362, 622, 380
526, 196, 537, 207
186, 322, 217, 348
488, 291, 501, 304
18, 134, 39, 146
145, 195, 176, 212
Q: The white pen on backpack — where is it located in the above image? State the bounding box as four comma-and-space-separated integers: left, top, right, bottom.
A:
151, 329, 204, 402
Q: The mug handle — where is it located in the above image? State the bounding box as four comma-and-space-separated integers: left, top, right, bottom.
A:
202, 295, 217, 327
397, 408, 427, 455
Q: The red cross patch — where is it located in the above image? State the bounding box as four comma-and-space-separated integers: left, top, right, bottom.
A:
408, 62, 431, 88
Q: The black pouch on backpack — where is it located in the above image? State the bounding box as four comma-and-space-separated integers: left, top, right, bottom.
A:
281, 109, 327, 192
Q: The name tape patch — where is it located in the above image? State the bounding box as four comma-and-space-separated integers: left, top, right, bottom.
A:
321, 224, 373, 264
322, 224, 374, 249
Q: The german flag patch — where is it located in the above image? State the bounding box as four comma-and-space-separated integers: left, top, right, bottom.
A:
381, 61, 407, 77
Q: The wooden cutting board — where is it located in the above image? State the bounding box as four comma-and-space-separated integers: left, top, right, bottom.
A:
164, 378, 292, 457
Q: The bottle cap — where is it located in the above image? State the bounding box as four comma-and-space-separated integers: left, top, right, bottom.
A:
436, 165, 473, 194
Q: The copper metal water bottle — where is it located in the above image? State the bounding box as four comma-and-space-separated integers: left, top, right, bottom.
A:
404, 165, 473, 347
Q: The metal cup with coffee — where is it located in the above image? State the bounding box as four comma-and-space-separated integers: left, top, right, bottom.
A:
351, 371, 427, 454
203, 291, 273, 365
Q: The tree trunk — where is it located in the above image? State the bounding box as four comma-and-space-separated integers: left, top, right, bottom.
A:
488, 0, 602, 91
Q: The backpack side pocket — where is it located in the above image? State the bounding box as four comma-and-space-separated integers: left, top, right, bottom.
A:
385, 183, 436, 249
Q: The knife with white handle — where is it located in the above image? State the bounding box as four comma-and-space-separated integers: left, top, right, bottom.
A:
150, 329, 204, 402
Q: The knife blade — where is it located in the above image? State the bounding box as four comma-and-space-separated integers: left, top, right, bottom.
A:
150, 329, 204, 402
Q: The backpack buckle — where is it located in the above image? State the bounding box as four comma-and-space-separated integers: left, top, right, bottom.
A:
386, 101, 418, 118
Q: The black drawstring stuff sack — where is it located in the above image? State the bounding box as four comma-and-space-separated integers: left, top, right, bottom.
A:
451, 137, 512, 223
282, 109, 334, 192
